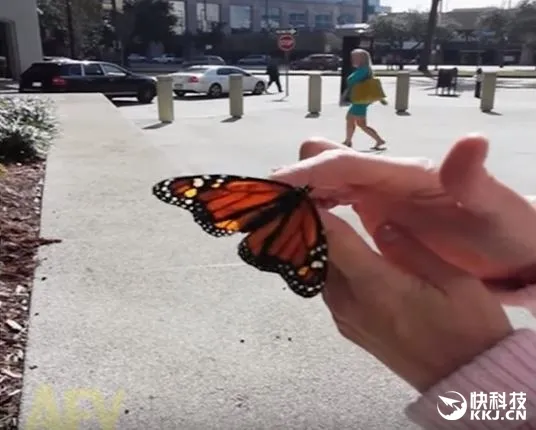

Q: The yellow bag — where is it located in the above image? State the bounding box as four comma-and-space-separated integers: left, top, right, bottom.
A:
351, 77, 386, 104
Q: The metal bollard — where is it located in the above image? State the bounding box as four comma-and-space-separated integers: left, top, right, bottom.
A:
480, 72, 497, 112
307, 73, 322, 115
157, 75, 174, 123
395, 71, 410, 113
229, 74, 243, 118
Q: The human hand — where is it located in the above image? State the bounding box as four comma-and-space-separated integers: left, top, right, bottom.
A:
271, 135, 536, 305
321, 212, 512, 392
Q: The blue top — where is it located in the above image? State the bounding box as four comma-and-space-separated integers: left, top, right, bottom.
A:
347, 66, 372, 88
346, 66, 372, 116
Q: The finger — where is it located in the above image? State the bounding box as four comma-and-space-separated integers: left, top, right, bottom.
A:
322, 264, 357, 323
440, 135, 534, 218
299, 137, 345, 161
270, 147, 436, 194
320, 211, 413, 300
374, 223, 472, 294
487, 283, 536, 307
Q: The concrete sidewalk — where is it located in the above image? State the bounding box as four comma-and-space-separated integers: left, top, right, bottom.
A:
19, 94, 423, 429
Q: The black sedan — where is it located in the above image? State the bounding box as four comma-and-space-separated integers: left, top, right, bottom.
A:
19, 59, 157, 103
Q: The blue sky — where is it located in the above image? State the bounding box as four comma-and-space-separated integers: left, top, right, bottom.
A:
383, 0, 511, 12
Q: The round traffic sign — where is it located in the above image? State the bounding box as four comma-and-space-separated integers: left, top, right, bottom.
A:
278, 34, 296, 52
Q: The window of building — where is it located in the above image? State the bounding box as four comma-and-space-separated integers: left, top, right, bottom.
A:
169, 1, 186, 35
261, 7, 281, 29
288, 12, 308, 28
229, 5, 252, 31
196, 3, 221, 32
314, 13, 332, 30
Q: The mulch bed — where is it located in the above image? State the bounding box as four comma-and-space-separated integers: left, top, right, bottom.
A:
0, 161, 60, 430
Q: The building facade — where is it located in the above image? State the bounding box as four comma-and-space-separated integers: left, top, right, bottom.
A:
0, 0, 42, 78
104, 0, 363, 34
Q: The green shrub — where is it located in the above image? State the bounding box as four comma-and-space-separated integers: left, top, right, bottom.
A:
0, 96, 58, 163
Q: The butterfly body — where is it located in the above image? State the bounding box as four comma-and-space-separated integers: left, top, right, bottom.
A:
152, 175, 327, 298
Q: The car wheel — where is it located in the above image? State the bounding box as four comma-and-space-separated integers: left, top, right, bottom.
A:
253, 81, 265, 95
174, 90, 185, 98
137, 85, 155, 103
208, 83, 222, 98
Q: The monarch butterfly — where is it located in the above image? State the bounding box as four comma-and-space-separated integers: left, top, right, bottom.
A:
152, 174, 328, 298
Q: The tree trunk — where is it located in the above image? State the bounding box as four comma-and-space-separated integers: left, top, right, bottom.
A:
418, 0, 440, 72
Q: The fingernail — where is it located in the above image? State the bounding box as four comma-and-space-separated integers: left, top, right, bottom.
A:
376, 223, 399, 243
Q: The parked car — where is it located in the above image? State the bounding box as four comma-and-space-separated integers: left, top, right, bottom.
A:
170, 65, 266, 98
18, 59, 157, 103
153, 54, 181, 64
180, 55, 226, 68
237, 54, 271, 67
127, 53, 147, 62
290, 54, 340, 71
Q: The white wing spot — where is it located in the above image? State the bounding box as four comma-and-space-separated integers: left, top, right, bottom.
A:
311, 261, 323, 269
193, 178, 204, 188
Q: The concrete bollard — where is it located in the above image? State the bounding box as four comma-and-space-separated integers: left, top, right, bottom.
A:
395, 71, 410, 113
157, 75, 174, 123
308, 73, 322, 115
480, 72, 497, 112
229, 74, 243, 118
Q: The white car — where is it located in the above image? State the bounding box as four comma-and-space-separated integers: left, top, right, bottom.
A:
170, 65, 267, 98
153, 54, 179, 64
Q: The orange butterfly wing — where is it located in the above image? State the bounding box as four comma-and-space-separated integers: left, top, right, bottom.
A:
152, 175, 291, 237
238, 197, 327, 298
152, 174, 328, 298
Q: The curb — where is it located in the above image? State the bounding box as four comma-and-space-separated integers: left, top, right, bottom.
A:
136, 69, 536, 79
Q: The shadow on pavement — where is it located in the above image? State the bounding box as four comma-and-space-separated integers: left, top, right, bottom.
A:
179, 93, 261, 101
143, 122, 173, 130
305, 113, 320, 119
113, 99, 145, 107
221, 116, 241, 123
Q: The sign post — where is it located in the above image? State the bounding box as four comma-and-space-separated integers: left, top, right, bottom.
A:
277, 29, 296, 98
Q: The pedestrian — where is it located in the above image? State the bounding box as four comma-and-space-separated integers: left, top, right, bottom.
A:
474, 67, 483, 98
271, 134, 536, 429
343, 49, 386, 150
265, 58, 282, 93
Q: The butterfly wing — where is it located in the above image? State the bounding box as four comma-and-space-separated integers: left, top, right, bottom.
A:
152, 175, 294, 237
238, 195, 327, 298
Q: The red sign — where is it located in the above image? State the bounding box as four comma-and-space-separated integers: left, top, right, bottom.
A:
278, 34, 296, 52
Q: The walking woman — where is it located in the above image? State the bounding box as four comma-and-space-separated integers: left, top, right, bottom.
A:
343, 49, 386, 150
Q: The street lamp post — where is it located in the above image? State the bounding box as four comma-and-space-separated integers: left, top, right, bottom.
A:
110, 0, 123, 65
65, 0, 76, 58
203, 0, 208, 32
265, 0, 269, 31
